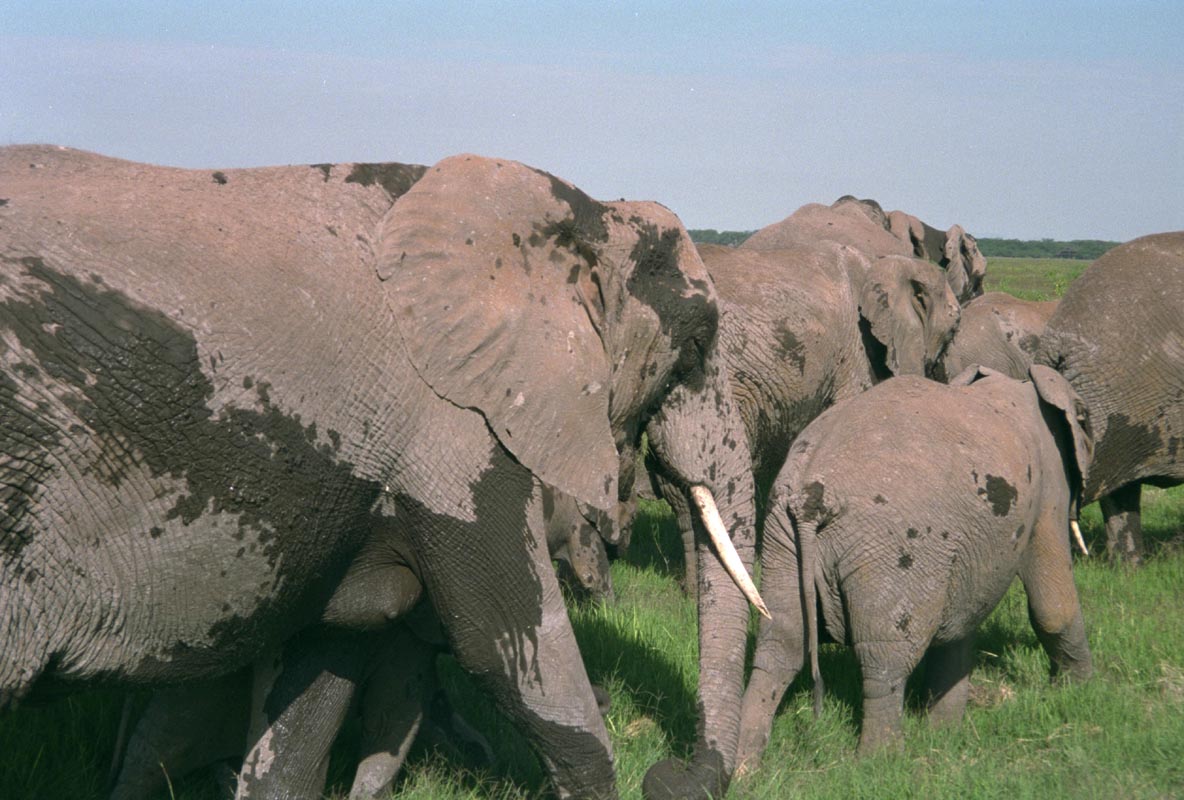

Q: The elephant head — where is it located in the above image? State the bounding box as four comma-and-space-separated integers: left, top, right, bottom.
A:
888, 211, 987, 303
375, 155, 762, 797
852, 253, 961, 379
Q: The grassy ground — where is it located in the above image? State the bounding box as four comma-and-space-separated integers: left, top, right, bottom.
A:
5, 257, 1182, 799
982, 257, 1090, 302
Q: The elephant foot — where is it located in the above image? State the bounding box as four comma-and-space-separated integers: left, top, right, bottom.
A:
642, 751, 727, 800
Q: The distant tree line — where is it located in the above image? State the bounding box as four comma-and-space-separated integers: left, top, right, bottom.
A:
687, 229, 754, 247
973, 238, 1120, 260
688, 230, 1119, 260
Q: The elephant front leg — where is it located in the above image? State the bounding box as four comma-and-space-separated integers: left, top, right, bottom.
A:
1099, 482, 1145, 566
402, 464, 616, 799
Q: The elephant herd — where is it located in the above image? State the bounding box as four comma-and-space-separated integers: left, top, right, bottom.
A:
0, 144, 1181, 800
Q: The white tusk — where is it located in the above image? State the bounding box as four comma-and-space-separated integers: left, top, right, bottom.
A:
689, 485, 771, 619
1071, 520, 1089, 556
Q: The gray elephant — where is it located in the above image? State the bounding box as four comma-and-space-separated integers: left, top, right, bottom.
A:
0, 146, 763, 800
936, 292, 1059, 382
737, 366, 1094, 764
651, 240, 960, 592
109, 483, 614, 800
741, 195, 987, 303
109, 620, 494, 800
1036, 232, 1184, 564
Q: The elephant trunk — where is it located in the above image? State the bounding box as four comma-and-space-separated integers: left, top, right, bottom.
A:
641, 363, 758, 800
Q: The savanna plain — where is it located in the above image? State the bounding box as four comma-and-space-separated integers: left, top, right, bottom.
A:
2, 258, 1181, 799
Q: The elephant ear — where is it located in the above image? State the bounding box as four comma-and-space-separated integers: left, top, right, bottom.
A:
374, 154, 618, 513
857, 256, 928, 376
942, 225, 987, 302
1030, 364, 1094, 495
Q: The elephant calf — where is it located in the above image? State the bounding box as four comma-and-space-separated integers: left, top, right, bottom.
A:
738, 365, 1094, 763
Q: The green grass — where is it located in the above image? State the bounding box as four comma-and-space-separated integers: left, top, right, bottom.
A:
983, 257, 1089, 301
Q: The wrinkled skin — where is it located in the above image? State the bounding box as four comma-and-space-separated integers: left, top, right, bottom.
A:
110, 622, 496, 800
738, 367, 1094, 766
111, 486, 612, 800
1036, 232, 1184, 564
651, 240, 960, 592
741, 195, 987, 303
0, 147, 758, 800
936, 292, 1059, 382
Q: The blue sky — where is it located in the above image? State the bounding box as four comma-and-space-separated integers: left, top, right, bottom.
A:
2, 2, 1181, 240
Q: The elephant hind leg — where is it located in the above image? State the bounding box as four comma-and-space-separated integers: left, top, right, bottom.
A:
236, 632, 365, 800
922, 637, 974, 728
110, 674, 250, 800
1100, 483, 1145, 566
349, 628, 435, 800
853, 639, 924, 755
1020, 516, 1093, 683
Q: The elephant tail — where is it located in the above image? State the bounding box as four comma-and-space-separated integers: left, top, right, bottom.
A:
787, 494, 824, 718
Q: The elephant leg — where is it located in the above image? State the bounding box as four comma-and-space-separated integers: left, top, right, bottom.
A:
735, 505, 804, 775
110, 674, 249, 800
1100, 482, 1145, 566
416, 689, 498, 768
1020, 520, 1093, 683
400, 452, 615, 799
853, 640, 920, 755
349, 627, 435, 800
923, 638, 974, 728
235, 632, 365, 800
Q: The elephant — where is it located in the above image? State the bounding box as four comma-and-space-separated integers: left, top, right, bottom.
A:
109, 620, 497, 800
109, 482, 614, 800
650, 240, 960, 592
936, 292, 1059, 382
737, 365, 1094, 765
0, 146, 764, 800
740, 195, 987, 303
1036, 232, 1184, 564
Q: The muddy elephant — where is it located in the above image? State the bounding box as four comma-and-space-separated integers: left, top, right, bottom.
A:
738, 366, 1094, 764
651, 240, 959, 592
936, 292, 1059, 382
0, 146, 763, 800
1036, 232, 1184, 564
109, 482, 614, 800
741, 195, 987, 303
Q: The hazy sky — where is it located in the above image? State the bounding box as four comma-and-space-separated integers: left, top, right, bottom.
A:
3, 2, 1181, 240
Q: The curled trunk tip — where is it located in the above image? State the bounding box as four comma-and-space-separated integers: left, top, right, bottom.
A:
689, 485, 771, 619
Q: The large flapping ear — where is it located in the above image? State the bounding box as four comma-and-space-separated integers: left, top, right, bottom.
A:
1030, 364, 1094, 495
375, 154, 618, 514
943, 224, 987, 303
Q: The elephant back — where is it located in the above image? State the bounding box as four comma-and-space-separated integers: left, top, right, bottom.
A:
1037, 232, 1184, 500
